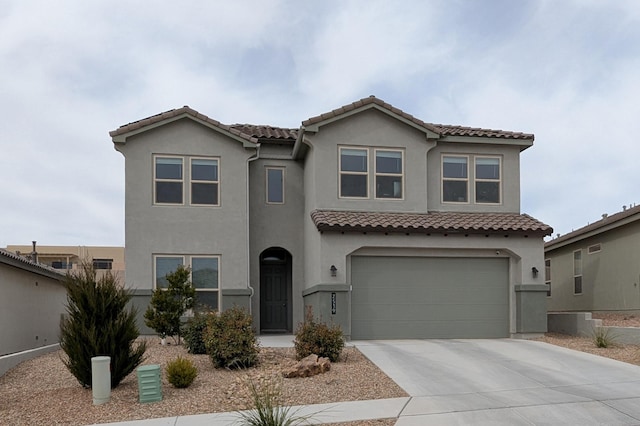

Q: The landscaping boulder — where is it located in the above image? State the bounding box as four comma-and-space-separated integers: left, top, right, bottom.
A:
283, 354, 331, 378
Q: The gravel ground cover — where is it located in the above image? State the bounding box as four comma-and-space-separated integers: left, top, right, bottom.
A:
3, 314, 640, 426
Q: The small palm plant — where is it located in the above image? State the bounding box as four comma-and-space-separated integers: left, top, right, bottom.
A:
591, 326, 617, 348
236, 377, 313, 426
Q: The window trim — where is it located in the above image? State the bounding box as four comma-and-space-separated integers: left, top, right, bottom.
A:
339, 146, 369, 199
573, 250, 583, 295
154, 155, 184, 205
374, 148, 404, 200
265, 166, 285, 204
442, 155, 470, 204
474, 156, 502, 205
545, 258, 551, 297
190, 157, 220, 207
153, 254, 221, 309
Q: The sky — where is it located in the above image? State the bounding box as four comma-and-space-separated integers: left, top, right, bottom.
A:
2, 0, 640, 247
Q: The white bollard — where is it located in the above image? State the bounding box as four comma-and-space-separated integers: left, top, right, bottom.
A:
91, 356, 111, 405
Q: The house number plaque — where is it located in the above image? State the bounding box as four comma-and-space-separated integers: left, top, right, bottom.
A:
331, 292, 336, 315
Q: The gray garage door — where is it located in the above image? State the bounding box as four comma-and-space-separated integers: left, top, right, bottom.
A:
351, 256, 509, 339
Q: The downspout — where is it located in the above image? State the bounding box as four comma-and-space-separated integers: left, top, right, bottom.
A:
246, 144, 260, 315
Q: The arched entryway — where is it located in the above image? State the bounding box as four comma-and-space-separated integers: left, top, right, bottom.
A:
259, 247, 292, 333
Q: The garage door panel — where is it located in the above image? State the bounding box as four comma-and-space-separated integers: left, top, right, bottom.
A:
351, 256, 509, 339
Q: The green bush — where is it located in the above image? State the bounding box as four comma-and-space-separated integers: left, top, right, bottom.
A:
592, 326, 617, 348
294, 315, 344, 362
166, 356, 198, 388
237, 377, 313, 425
203, 306, 259, 369
59, 262, 146, 388
182, 310, 214, 355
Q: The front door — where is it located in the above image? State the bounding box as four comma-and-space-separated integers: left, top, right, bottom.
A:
260, 248, 291, 333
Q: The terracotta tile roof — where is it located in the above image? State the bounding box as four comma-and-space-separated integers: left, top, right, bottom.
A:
311, 209, 553, 236
303, 96, 534, 141
109, 106, 259, 145
545, 204, 640, 249
230, 124, 298, 143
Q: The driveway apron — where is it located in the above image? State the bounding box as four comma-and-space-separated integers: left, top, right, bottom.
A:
354, 339, 640, 425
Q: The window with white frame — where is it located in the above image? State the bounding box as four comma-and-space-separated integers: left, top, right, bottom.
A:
191, 158, 219, 205
545, 259, 551, 297
475, 157, 501, 204
154, 255, 220, 310
375, 150, 403, 199
339, 147, 368, 198
155, 157, 183, 204
266, 167, 284, 204
442, 156, 468, 202
573, 250, 582, 295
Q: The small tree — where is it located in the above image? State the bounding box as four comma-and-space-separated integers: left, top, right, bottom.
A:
59, 262, 146, 388
144, 265, 196, 344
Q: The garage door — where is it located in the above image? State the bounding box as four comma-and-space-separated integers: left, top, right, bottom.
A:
351, 256, 509, 339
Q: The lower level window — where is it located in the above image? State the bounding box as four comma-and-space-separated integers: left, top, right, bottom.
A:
154, 255, 219, 309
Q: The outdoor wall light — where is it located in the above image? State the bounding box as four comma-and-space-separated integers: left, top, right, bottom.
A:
531, 266, 539, 278
330, 265, 337, 277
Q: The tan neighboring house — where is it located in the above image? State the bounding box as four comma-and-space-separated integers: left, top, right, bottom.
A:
545, 204, 640, 313
5, 243, 125, 280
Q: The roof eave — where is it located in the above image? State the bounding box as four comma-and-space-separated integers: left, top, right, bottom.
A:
545, 213, 640, 251
439, 135, 534, 150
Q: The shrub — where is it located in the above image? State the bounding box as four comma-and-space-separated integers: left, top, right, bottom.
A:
59, 262, 146, 388
203, 306, 259, 369
182, 310, 214, 355
592, 326, 617, 348
237, 377, 313, 425
294, 314, 344, 362
166, 356, 198, 388
144, 265, 196, 344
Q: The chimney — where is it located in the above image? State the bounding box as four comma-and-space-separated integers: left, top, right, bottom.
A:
31, 241, 38, 263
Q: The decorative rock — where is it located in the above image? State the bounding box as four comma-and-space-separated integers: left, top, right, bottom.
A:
283, 354, 331, 378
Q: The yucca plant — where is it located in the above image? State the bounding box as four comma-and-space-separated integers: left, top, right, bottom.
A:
591, 326, 617, 348
236, 378, 313, 426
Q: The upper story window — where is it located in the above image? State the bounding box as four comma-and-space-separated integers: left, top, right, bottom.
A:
191, 158, 219, 205
155, 157, 183, 204
475, 157, 501, 204
588, 243, 601, 254
266, 167, 285, 204
573, 250, 583, 295
375, 150, 403, 199
154, 155, 219, 206
339, 148, 368, 198
442, 155, 502, 204
93, 258, 113, 270
442, 156, 468, 203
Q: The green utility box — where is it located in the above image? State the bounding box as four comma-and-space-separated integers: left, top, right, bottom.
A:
137, 364, 162, 403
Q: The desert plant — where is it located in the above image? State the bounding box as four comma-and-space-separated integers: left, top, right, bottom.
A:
592, 326, 617, 348
204, 306, 259, 369
236, 377, 313, 426
294, 313, 344, 362
182, 310, 214, 354
144, 265, 196, 344
166, 356, 198, 388
59, 262, 146, 388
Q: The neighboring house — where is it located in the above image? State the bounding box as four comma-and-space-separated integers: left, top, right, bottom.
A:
5, 244, 125, 280
545, 204, 640, 313
110, 96, 552, 339
0, 249, 65, 376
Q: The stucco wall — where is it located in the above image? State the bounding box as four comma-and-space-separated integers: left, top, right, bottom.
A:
0, 262, 65, 375
115, 119, 255, 299
546, 220, 640, 312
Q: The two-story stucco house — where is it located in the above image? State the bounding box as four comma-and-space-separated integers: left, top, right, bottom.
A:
110, 96, 552, 339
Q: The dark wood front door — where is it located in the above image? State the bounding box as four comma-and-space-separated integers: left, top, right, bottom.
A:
260, 262, 289, 332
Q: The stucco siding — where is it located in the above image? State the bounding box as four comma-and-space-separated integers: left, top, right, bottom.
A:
546, 220, 640, 312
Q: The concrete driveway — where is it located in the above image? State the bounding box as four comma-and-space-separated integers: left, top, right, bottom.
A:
355, 339, 640, 425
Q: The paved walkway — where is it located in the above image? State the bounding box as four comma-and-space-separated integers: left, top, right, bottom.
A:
96, 336, 640, 425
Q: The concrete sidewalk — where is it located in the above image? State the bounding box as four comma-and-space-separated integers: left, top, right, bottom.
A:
95, 337, 640, 425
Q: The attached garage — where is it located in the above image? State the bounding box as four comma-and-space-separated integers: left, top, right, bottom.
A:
351, 256, 509, 339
